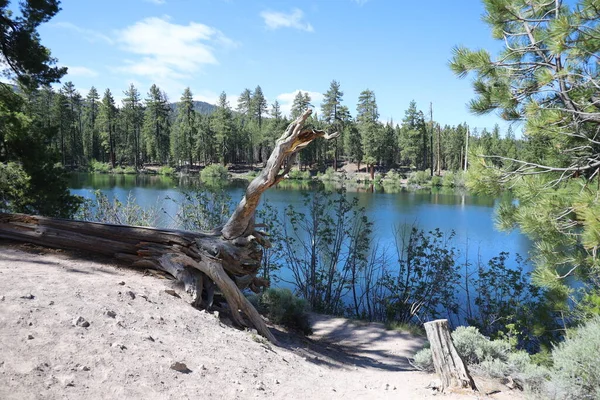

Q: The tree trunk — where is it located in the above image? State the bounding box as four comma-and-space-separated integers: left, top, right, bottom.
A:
424, 319, 477, 392
0, 109, 338, 345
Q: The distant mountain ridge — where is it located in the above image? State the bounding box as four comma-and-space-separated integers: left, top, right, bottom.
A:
169, 100, 216, 115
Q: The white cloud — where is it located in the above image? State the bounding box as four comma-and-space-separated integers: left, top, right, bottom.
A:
116, 16, 236, 83
352, 0, 371, 5
52, 22, 114, 44
65, 66, 99, 78
260, 9, 314, 32
144, 0, 166, 4
276, 89, 324, 118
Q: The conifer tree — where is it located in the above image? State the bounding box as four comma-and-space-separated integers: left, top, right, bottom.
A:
213, 91, 234, 165
98, 89, 117, 167
321, 80, 344, 170
172, 87, 196, 168
143, 84, 170, 164
357, 89, 380, 179
451, 0, 600, 308
83, 87, 100, 162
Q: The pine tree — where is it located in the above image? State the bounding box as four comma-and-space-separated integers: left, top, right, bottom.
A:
83, 87, 100, 162
321, 80, 344, 170
290, 91, 311, 119
236, 88, 252, 116
357, 89, 380, 179
251, 85, 267, 129
172, 87, 196, 169
213, 91, 234, 165
121, 84, 143, 167
451, 0, 600, 309
143, 84, 170, 164
98, 89, 117, 167
270, 100, 282, 121
398, 101, 426, 169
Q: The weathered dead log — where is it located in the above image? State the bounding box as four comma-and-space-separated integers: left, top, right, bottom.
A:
0, 109, 337, 345
423, 319, 477, 392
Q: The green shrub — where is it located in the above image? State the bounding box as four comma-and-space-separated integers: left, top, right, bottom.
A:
0, 162, 30, 212
442, 171, 456, 187
250, 288, 312, 335
157, 165, 175, 175
443, 171, 466, 188
288, 169, 311, 180
382, 170, 402, 186
89, 160, 111, 173
201, 164, 229, 181
407, 170, 431, 186
317, 167, 336, 182
123, 166, 137, 174
412, 347, 434, 371
412, 324, 552, 396
551, 317, 600, 399
431, 175, 442, 187
452, 326, 510, 364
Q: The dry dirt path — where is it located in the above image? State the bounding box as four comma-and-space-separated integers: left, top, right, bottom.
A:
0, 243, 519, 399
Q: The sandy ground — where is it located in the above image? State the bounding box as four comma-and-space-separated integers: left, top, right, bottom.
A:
0, 243, 521, 400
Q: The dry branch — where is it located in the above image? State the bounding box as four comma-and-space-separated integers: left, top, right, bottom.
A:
0, 109, 338, 344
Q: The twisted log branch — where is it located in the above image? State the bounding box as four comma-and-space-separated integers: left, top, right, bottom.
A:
0, 109, 338, 344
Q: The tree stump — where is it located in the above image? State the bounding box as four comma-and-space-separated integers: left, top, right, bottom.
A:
423, 319, 477, 392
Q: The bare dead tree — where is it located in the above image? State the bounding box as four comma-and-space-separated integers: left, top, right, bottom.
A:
0, 109, 339, 344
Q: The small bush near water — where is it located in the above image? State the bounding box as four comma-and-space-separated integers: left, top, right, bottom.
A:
407, 170, 431, 186
287, 169, 311, 180
248, 288, 312, 335
201, 164, 229, 181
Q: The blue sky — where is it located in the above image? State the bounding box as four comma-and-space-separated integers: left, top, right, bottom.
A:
37, 0, 513, 133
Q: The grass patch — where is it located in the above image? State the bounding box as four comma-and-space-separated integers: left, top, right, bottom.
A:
385, 321, 425, 336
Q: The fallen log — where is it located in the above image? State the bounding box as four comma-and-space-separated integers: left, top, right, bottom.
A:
0, 109, 338, 345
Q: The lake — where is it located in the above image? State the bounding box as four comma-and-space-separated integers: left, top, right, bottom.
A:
69, 172, 533, 273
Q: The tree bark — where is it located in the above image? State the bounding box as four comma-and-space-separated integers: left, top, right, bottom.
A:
0, 109, 338, 345
423, 319, 477, 392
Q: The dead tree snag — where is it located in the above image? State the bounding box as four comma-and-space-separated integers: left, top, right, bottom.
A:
0, 109, 338, 345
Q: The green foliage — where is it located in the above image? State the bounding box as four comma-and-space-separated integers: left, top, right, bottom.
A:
200, 164, 229, 182
256, 200, 283, 283
249, 288, 312, 335
167, 188, 231, 232
382, 225, 459, 323
442, 171, 466, 188
287, 169, 311, 180
75, 190, 159, 226
551, 317, 600, 400
382, 170, 403, 187
407, 170, 431, 186
0, 162, 29, 212
157, 165, 175, 175
452, 326, 511, 365
278, 188, 375, 316
316, 167, 336, 182
385, 321, 425, 336
89, 160, 111, 173
412, 348, 433, 371
430, 175, 442, 187
465, 252, 552, 349
451, 0, 600, 318
412, 325, 551, 394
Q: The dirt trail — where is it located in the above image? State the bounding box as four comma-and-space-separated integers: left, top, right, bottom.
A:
0, 243, 519, 399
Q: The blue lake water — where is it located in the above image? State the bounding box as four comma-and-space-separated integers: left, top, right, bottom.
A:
69, 173, 532, 273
